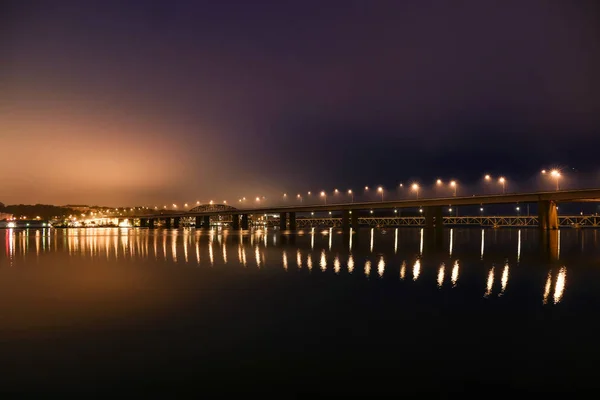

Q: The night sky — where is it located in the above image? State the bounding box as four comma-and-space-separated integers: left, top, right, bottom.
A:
2, 0, 600, 206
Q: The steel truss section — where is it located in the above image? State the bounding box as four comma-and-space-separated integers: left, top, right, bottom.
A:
266, 215, 600, 228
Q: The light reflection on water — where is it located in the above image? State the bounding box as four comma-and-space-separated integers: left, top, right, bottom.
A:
0, 227, 595, 306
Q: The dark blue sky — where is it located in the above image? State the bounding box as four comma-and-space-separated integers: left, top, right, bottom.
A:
2, 0, 600, 205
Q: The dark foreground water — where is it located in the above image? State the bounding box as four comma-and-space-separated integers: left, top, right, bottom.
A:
1, 227, 599, 395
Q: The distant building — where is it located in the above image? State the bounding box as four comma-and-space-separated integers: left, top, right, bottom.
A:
0, 212, 13, 221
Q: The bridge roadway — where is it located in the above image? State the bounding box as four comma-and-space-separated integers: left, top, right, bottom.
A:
131, 188, 600, 230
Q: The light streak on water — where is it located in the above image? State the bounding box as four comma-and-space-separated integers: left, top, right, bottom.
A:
451, 260, 459, 287
500, 263, 509, 295
554, 267, 567, 304
364, 260, 372, 278
347, 255, 355, 273
543, 271, 552, 304
334, 255, 341, 274
517, 229, 521, 262
484, 267, 494, 298
320, 250, 327, 271
377, 256, 385, 278
437, 263, 445, 288
400, 261, 406, 280
413, 259, 421, 281
480, 229, 485, 260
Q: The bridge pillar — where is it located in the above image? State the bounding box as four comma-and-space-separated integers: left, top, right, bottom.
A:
538, 201, 559, 230
203, 216, 210, 229
165, 218, 172, 228
280, 212, 287, 230
424, 208, 435, 229
289, 212, 296, 230
140, 218, 148, 227
241, 214, 249, 230
351, 211, 359, 228
148, 219, 155, 228
173, 217, 181, 228
195, 216, 202, 228
342, 210, 350, 230
232, 214, 240, 230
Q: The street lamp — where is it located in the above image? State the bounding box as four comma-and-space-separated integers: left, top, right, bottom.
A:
320, 191, 327, 204
499, 177, 506, 194
297, 194, 302, 203
550, 169, 561, 190
450, 180, 457, 196
377, 186, 384, 201
334, 189, 339, 194
348, 189, 353, 202
412, 183, 420, 199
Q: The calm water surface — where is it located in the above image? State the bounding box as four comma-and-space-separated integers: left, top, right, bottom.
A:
1, 227, 600, 394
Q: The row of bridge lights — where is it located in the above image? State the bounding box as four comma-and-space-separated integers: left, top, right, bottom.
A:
282, 175, 509, 204
153, 170, 561, 210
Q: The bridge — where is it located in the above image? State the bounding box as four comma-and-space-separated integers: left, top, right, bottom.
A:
127, 188, 600, 230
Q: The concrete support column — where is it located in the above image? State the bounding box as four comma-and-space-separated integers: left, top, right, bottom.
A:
148, 219, 155, 228
165, 218, 172, 228
241, 214, 249, 230
538, 201, 559, 230
280, 212, 287, 230
351, 211, 359, 228
342, 210, 350, 230
140, 218, 148, 227
195, 216, 202, 228
173, 217, 181, 228
434, 206, 444, 232
424, 208, 435, 229
289, 212, 296, 230
203, 216, 210, 229
232, 214, 240, 230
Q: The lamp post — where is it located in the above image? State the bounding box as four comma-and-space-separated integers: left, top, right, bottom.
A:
550, 169, 561, 191
499, 177, 506, 194
412, 183, 420, 199
377, 186, 384, 201
297, 194, 303, 203
450, 180, 457, 197
320, 191, 327, 205
348, 189, 353, 203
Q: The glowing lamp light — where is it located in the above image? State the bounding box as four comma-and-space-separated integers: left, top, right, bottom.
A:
436, 179, 442, 185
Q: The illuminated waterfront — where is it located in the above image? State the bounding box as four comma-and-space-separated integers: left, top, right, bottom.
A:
1, 227, 599, 393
